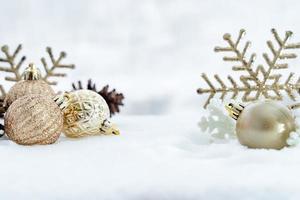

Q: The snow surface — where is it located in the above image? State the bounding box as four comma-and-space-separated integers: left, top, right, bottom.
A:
1, 0, 300, 199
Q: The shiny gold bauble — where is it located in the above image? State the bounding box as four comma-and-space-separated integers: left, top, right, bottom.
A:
60, 89, 119, 138
235, 100, 296, 149
4, 63, 55, 108
5, 94, 63, 145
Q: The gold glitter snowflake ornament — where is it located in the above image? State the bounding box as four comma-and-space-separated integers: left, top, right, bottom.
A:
0, 44, 74, 96
197, 29, 300, 108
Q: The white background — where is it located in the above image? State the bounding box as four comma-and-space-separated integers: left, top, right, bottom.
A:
1, 0, 300, 199
2, 0, 300, 115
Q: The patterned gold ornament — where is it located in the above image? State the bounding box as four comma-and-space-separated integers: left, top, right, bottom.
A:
56, 89, 120, 138
4, 63, 55, 108
226, 100, 296, 149
5, 94, 63, 145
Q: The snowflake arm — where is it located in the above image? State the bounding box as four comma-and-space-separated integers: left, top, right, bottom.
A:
41, 47, 75, 85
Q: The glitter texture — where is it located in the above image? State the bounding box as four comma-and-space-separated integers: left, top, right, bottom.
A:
4, 80, 55, 108
4, 94, 63, 145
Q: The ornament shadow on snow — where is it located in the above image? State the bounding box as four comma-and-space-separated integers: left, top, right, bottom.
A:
197, 29, 300, 108
0, 44, 75, 116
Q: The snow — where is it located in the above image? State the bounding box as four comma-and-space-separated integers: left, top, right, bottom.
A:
2, 114, 300, 199
1, 0, 300, 199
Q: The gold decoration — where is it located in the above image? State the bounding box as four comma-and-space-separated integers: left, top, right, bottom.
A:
0, 44, 75, 115
0, 44, 25, 82
41, 47, 75, 85
72, 80, 125, 116
226, 100, 296, 149
197, 29, 300, 108
0, 45, 24, 106
56, 89, 120, 138
23, 63, 42, 80
4, 94, 63, 145
4, 63, 55, 108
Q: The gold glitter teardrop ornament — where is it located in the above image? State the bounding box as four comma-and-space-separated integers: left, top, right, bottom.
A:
59, 89, 120, 137
226, 100, 296, 150
4, 94, 63, 145
4, 63, 55, 108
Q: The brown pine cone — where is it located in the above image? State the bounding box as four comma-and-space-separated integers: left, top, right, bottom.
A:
0, 98, 5, 118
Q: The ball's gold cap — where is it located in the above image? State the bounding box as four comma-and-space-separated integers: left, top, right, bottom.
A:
23, 63, 41, 80
53, 92, 71, 111
100, 119, 120, 135
225, 102, 245, 120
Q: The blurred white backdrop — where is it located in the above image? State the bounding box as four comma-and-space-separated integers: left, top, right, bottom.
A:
1, 0, 300, 115
2, 1, 300, 199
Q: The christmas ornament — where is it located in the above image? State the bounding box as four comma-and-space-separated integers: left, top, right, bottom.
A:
0, 44, 75, 116
226, 100, 297, 149
199, 99, 235, 141
58, 89, 120, 138
200, 100, 300, 149
4, 94, 64, 145
0, 98, 4, 118
41, 47, 75, 85
197, 29, 300, 108
72, 79, 124, 116
4, 63, 55, 108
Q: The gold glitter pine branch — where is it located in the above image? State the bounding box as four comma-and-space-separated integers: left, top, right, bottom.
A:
41, 47, 75, 85
0, 44, 26, 82
215, 29, 259, 85
198, 29, 300, 108
0, 44, 25, 104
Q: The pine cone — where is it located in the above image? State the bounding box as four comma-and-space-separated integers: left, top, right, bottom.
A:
0, 98, 5, 118
0, 98, 6, 136
72, 79, 124, 116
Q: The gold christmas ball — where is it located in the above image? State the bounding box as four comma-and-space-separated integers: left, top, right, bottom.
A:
59, 89, 120, 138
235, 100, 296, 149
5, 94, 63, 145
4, 63, 55, 108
